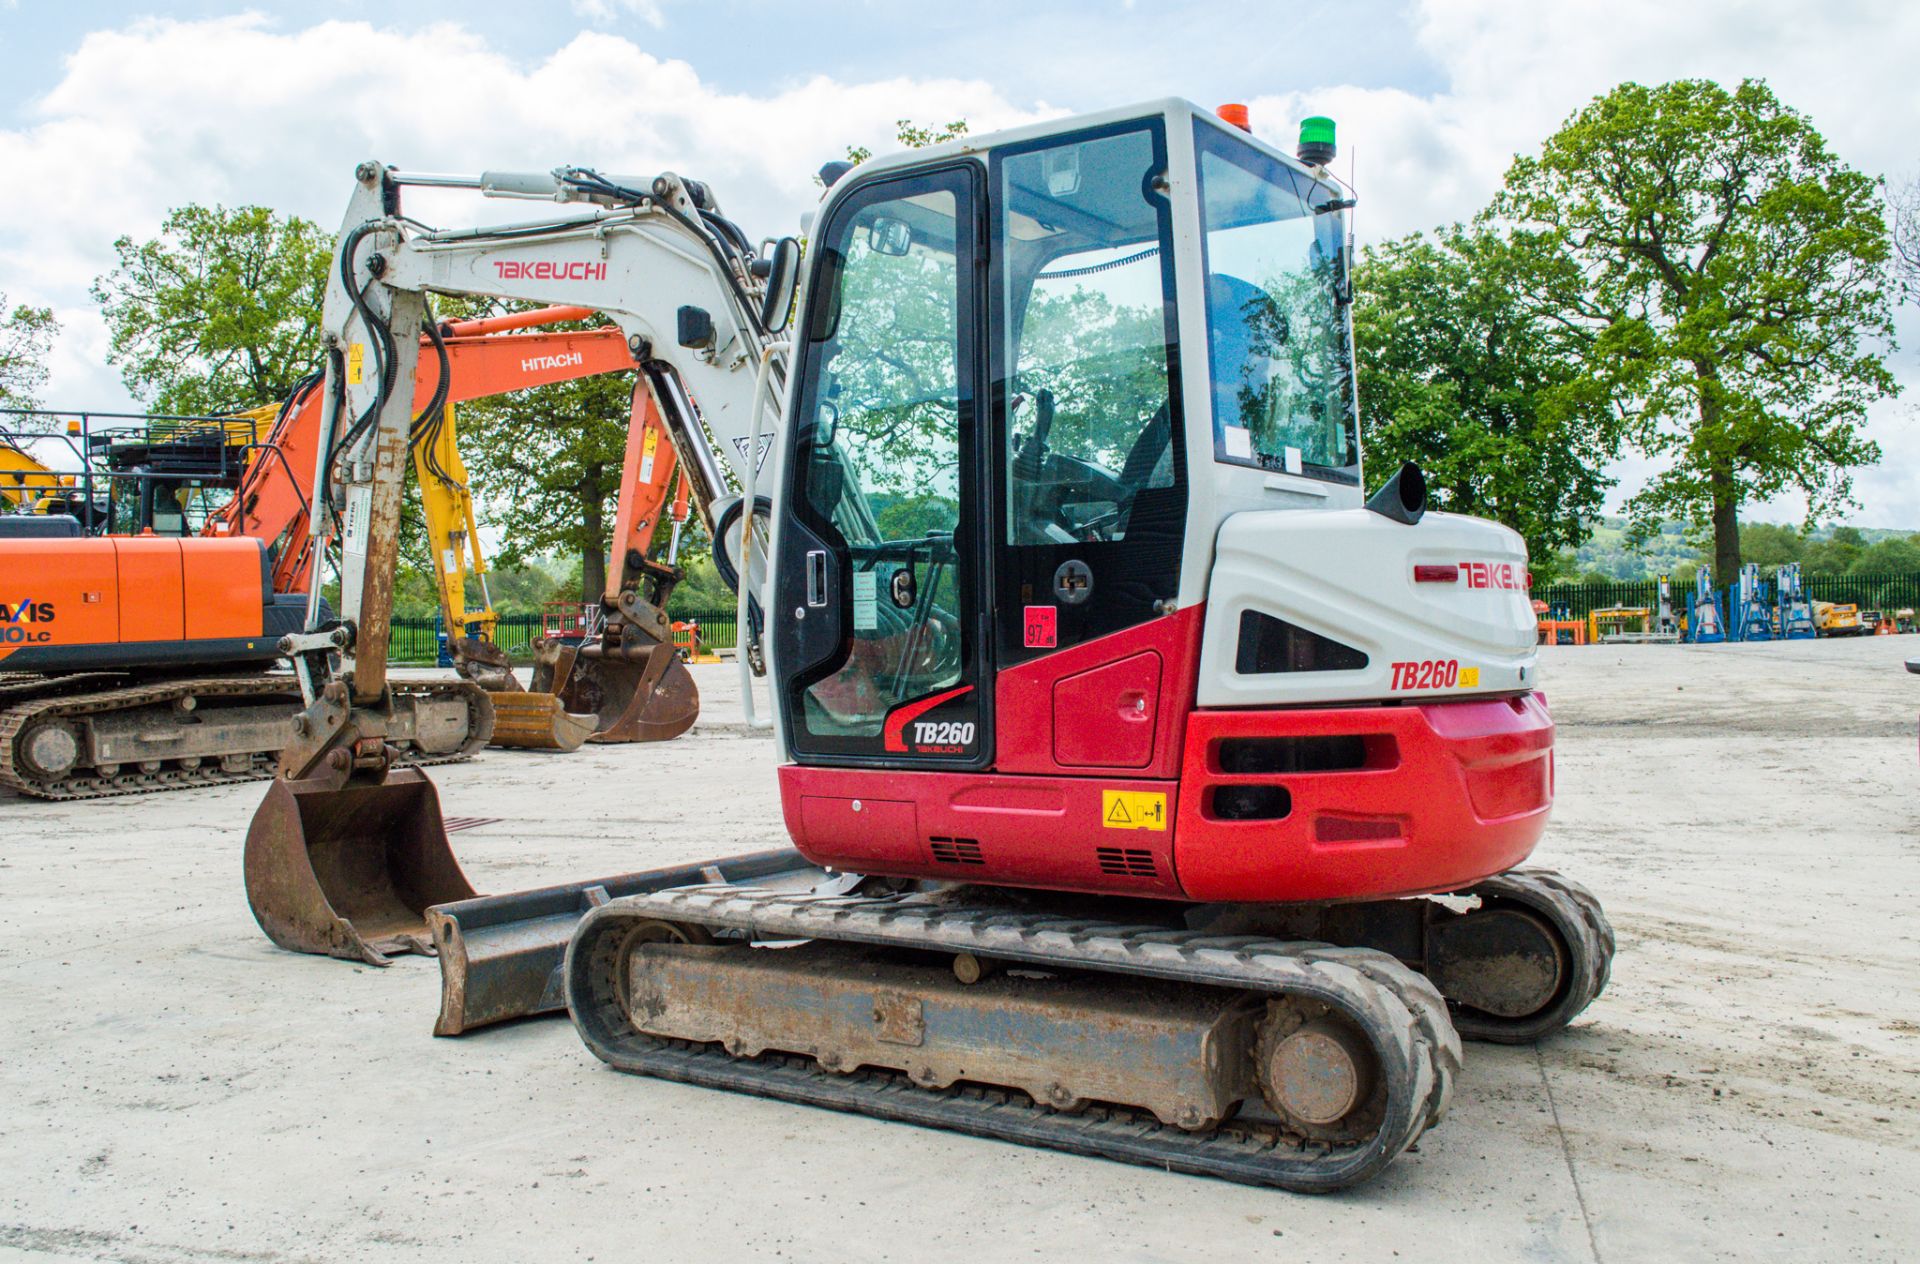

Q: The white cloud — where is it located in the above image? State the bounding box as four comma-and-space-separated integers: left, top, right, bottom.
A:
2, 3, 1915, 525
0, 14, 1041, 418
570, 0, 667, 28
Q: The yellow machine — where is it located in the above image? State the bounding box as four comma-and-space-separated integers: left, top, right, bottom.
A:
412, 400, 595, 751
1813, 600, 1863, 637
0, 438, 76, 514
1588, 606, 1653, 643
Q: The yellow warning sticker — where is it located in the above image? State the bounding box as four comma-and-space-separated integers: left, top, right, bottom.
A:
346, 343, 365, 385
1459, 666, 1480, 687
1102, 789, 1167, 831
639, 426, 660, 482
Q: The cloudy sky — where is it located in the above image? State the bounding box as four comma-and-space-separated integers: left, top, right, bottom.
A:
2, 0, 1915, 525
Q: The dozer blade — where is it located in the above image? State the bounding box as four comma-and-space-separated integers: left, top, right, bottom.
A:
554, 636, 699, 744
243, 766, 478, 966
487, 691, 597, 752
426, 848, 818, 1036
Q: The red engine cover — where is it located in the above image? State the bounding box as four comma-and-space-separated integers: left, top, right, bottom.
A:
777, 608, 1553, 905
1172, 694, 1554, 902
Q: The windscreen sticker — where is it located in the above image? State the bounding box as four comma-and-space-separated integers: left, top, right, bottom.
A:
1102, 790, 1167, 831
852, 571, 878, 631
1222, 426, 1252, 460
1023, 605, 1057, 648
1283, 446, 1303, 474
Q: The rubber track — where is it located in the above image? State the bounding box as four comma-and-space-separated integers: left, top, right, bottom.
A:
1450, 867, 1615, 1044
566, 886, 1461, 1192
0, 676, 487, 801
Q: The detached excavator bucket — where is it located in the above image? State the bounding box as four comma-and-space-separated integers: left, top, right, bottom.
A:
453, 635, 596, 752
488, 692, 597, 752
542, 632, 699, 744
243, 766, 478, 966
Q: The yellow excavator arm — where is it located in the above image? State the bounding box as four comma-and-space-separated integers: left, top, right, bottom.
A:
411, 399, 497, 645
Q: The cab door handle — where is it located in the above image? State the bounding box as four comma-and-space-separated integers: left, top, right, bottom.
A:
805, 549, 828, 607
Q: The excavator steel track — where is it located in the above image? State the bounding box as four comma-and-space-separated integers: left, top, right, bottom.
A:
1447, 868, 1614, 1044
0, 676, 488, 801
566, 885, 1460, 1192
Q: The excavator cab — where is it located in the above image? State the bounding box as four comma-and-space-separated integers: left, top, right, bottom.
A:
766, 102, 1549, 902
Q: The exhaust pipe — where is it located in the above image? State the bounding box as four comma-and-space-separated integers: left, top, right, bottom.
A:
1365, 461, 1427, 526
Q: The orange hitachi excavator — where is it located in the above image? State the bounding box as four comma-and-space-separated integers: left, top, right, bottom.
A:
0, 307, 702, 798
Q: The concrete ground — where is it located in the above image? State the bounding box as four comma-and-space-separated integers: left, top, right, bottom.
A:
2, 638, 1916, 1263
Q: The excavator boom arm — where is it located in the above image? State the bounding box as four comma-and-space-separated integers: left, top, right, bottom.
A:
306, 162, 782, 697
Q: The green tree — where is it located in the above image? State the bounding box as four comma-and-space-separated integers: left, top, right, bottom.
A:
1850, 535, 1920, 575
1801, 525, 1864, 575
1492, 79, 1899, 586
0, 295, 58, 410
1739, 522, 1805, 570
1354, 226, 1618, 582
1891, 172, 1920, 303
843, 119, 969, 169
92, 205, 329, 413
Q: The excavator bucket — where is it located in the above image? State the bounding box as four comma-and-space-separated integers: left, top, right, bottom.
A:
488, 692, 597, 752
243, 766, 477, 966
534, 632, 699, 743
452, 635, 596, 752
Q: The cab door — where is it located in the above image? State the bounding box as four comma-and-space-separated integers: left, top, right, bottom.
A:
773, 164, 990, 767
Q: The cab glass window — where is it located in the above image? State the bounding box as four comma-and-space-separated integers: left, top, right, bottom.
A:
998, 128, 1181, 547
1195, 121, 1358, 482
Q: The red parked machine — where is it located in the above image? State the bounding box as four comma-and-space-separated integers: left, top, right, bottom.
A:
252, 99, 1612, 1191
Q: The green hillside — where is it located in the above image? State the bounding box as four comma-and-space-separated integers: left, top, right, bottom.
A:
1565, 518, 1917, 581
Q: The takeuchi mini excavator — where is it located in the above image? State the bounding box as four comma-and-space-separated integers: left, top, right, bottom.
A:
248, 100, 1612, 1192
0, 312, 697, 796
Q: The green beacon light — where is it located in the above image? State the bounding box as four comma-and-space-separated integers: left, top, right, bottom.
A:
1297, 116, 1337, 167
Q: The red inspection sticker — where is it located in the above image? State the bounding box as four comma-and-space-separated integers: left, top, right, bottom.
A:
1024, 605, 1058, 648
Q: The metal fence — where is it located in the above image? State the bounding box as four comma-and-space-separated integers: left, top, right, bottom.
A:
1536, 573, 1920, 620
389, 610, 740, 665
389, 579, 1920, 663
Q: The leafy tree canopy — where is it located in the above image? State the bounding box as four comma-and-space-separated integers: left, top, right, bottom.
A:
92, 204, 329, 414
1354, 225, 1619, 582
0, 295, 59, 412
1491, 78, 1899, 584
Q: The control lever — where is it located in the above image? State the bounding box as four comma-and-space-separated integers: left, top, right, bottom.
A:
1013, 388, 1055, 481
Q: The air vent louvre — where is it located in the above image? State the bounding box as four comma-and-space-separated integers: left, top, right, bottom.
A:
1095, 847, 1157, 878
929, 836, 984, 866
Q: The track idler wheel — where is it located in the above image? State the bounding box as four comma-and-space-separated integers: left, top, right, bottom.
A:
1429, 869, 1615, 1044
242, 765, 477, 966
